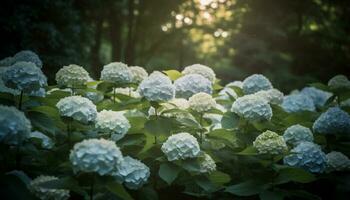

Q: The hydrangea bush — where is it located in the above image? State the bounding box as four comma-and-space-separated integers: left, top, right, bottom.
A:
0, 52, 350, 200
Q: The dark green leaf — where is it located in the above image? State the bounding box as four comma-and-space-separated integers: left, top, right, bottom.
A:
158, 163, 181, 185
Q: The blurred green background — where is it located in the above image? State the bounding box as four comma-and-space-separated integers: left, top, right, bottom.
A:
0, 0, 349, 91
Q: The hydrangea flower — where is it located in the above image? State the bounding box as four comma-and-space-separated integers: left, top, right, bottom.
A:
129, 66, 148, 83
328, 74, 350, 90
283, 124, 313, 146
100, 62, 132, 84
253, 130, 288, 155
138, 71, 175, 101
199, 153, 216, 173
326, 151, 350, 172
189, 92, 216, 112
0, 56, 14, 67
283, 141, 327, 173
84, 91, 104, 103
313, 107, 350, 135
166, 98, 190, 110
114, 87, 141, 98
149, 98, 190, 118
217, 87, 238, 100
182, 64, 216, 83
29, 131, 54, 149
113, 156, 150, 189
13, 50, 43, 68
282, 94, 316, 113
2, 61, 47, 94
95, 110, 130, 141
0, 67, 20, 95
0, 105, 31, 145
174, 74, 212, 99
231, 94, 272, 122
55, 64, 90, 88
300, 87, 332, 108
161, 132, 200, 161
69, 138, 123, 175
255, 89, 284, 105
242, 74, 273, 94
226, 81, 243, 88
340, 99, 350, 108
56, 96, 97, 124
29, 175, 70, 200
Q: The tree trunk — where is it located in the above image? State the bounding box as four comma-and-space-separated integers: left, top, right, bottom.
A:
91, 16, 103, 78
109, 8, 123, 61
125, 0, 135, 64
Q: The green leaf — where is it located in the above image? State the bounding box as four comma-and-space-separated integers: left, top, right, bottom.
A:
158, 163, 181, 185
177, 116, 201, 129
162, 70, 182, 80
6, 170, 31, 186
221, 112, 240, 129
138, 133, 155, 156
29, 106, 60, 119
144, 117, 177, 136
138, 187, 158, 200
97, 81, 114, 92
39, 177, 86, 196
207, 129, 238, 148
275, 167, 316, 184
236, 146, 258, 156
194, 176, 218, 192
208, 171, 231, 186
259, 190, 285, 200
106, 181, 134, 200
225, 180, 268, 196
27, 112, 59, 135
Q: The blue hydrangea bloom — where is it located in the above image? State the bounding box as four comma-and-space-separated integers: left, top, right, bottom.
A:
174, 74, 212, 99
283, 124, 314, 146
138, 71, 175, 101
300, 87, 332, 108
283, 141, 327, 173
242, 74, 272, 94
13, 50, 43, 68
282, 94, 316, 113
313, 107, 350, 135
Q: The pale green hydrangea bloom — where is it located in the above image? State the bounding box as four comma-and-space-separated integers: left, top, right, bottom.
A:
29, 175, 70, 200
100, 62, 132, 84
255, 88, 284, 105
129, 66, 148, 83
189, 92, 216, 112
326, 151, 350, 172
253, 130, 288, 155
328, 74, 350, 90
55, 64, 90, 88
199, 153, 216, 173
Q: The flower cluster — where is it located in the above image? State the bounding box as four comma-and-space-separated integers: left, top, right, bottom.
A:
100, 62, 132, 84
283, 124, 314, 146
255, 89, 284, 105
313, 107, 350, 135
129, 66, 148, 83
242, 74, 272, 94
284, 142, 327, 173
217, 87, 238, 100
0, 105, 31, 145
0, 67, 20, 95
161, 132, 200, 161
13, 50, 43, 68
95, 110, 130, 141
189, 92, 216, 112
300, 87, 332, 108
282, 94, 316, 113
55, 64, 90, 88
326, 151, 350, 172
2, 61, 47, 94
56, 96, 97, 124
231, 94, 272, 122
174, 74, 212, 99
199, 153, 216, 173
113, 156, 150, 189
226, 81, 243, 88
138, 71, 175, 101
69, 138, 123, 175
328, 74, 350, 90
29, 175, 70, 200
253, 130, 288, 155
29, 131, 54, 149
182, 64, 216, 83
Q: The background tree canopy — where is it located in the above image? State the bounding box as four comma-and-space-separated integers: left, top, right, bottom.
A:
0, 0, 349, 91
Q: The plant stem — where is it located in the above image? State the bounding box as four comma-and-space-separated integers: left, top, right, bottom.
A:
113, 86, 116, 104
18, 90, 23, 110
15, 145, 21, 169
199, 113, 203, 144
67, 122, 72, 145
90, 177, 94, 200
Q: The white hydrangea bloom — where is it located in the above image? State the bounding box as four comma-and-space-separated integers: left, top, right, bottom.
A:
199, 154, 216, 173
56, 96, 97, 124
226, 81, 243, 88
138, 71, 175, 101
282, 94, 316, 113
255, 89, 284, 105
114, 87, 141, 98
242, 74, 273, 94
217, 87, 238, 100
326, 151, 350, 172
69, 138, 123, 175
283, 124, 313, 146
231, 94, 272, 122
55, 64, 90, 88
13, 50, 43, 68
174, 74, 212, 99
100, 62, 132, 84
0, 105, 31, 145
328, 74, 350, 90
2, 61, 47, 94
95, 110, 130, 141
253, 130, 288, 155
113, 156, 150, 189
189, 92, 216, 112
129, 66, 148, 83
182, 64, 216, 83
166, 98, 190, 110
29, 175, 70, 200
300, 87, 332, 108
29, 131, 54, 149
161, 132, 200, 161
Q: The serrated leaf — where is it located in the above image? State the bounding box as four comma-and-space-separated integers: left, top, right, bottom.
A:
208, 171, 231, 186
163, 70, 182, 80
158, 163, 181, 185
221, 112, 240, 129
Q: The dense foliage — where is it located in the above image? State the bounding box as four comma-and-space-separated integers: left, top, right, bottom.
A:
1, 51, 350, 200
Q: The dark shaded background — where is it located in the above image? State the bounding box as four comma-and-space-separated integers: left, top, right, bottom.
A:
0, 0, 349, 91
